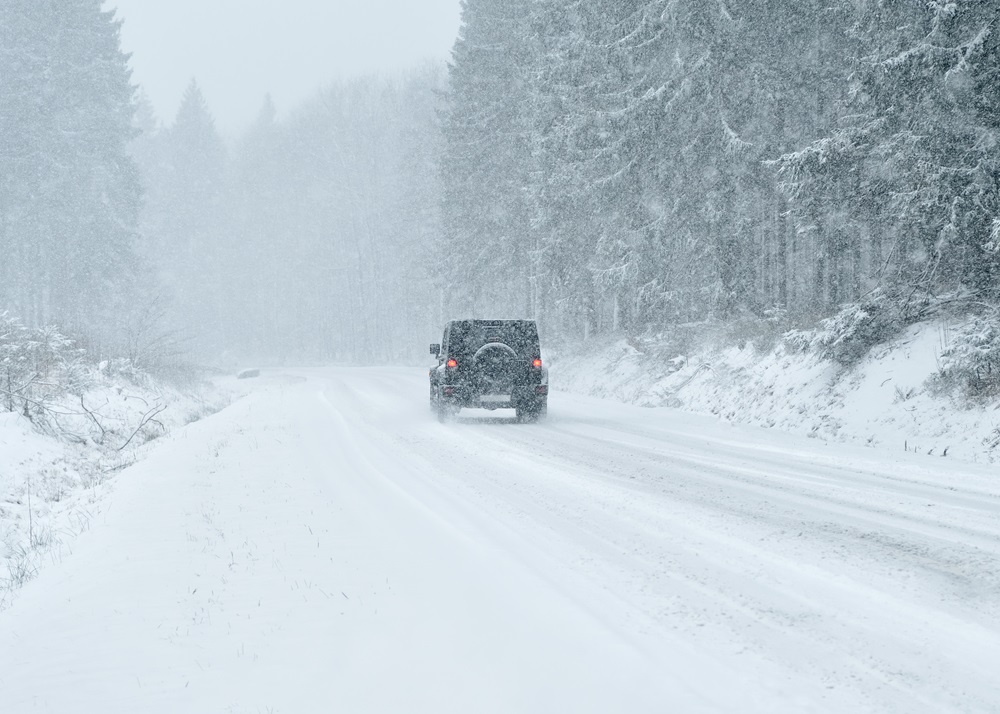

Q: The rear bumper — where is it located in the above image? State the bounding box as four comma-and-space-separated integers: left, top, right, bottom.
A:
439, 384, 547, 410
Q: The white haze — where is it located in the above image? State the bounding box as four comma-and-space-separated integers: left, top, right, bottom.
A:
105, 0, 462, 134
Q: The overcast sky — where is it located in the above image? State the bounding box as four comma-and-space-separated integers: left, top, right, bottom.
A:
105, 0, 462, 136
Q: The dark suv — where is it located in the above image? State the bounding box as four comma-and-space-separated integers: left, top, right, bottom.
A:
430, 319, 548, 423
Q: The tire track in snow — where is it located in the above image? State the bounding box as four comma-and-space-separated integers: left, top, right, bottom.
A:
311, 367, 1000, 714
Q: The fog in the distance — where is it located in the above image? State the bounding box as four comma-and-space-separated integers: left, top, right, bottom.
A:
107, 0, 462, 134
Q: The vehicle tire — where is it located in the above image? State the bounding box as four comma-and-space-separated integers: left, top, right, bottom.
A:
437, 402, 458, 424
517, 398, 547, 423
515, 405, 538, 424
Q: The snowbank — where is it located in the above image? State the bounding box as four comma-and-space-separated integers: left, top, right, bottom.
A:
551, 321, 1000, 465
0, 369, 234, 607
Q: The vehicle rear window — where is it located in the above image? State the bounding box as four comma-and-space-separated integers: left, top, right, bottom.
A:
448, 321, 539, 359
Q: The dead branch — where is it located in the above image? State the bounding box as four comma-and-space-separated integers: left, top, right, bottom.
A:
78, 395, 108, 442
117, 404, 168, 452
0, 386, 80, 418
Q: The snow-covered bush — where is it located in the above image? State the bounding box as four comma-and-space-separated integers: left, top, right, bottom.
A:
0, 313, 220, 451
783, 289, 931, 365
0, 313, 92, 427
99, 357, 154, 388
932, 316, 1000, 399
719, 308, 794, 353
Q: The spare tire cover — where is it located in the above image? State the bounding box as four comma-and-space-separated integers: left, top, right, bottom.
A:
474, 342, 518, 385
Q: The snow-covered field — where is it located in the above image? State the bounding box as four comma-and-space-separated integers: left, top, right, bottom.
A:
1, 366, 999, 713
553, 320, 1000, 465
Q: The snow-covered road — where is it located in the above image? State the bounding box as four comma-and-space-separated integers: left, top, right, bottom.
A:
2, 367, 999, 713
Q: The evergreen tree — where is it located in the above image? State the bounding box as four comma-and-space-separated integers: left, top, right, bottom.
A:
156, 79, 228, 348
226, 94, 287, 356
0, 0, 141, 340
525, 0, 607, 335
440, 0, 539, 318
779, 0, 1000, 305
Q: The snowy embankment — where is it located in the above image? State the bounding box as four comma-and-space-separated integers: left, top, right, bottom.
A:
0, 366, 233, 607
551, 320, 1000, 465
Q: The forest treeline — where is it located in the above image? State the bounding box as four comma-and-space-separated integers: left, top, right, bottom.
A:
2, 1, 999, 365
1, 2, 443, 364
0, 2, 140, 351
133, 71, 443, 363
440, 0, 1000, 338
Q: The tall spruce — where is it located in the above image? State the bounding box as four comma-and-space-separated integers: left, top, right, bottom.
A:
156, 80, 228, 349
778, 0, 1000, 305
0, 0, 141, 340
440, 0, 539, 318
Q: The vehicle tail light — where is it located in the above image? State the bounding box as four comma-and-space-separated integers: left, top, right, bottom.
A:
532, 358, 542, 369
446, 358, 458, 369
444, 386, 457, 396
535, 385, 548, 395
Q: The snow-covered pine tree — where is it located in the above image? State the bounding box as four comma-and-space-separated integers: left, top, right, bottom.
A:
0, 0, 46, 324
526, 0, 612, 337
383, 66, 449, 354
130, 90, 170, 292
970, 17, 1000, 296
224, 94, 288, 357
439, 0, 539, 318
608, 0, 728, 326
155, 79, 228, 350
0, 0, 141, 342
778, 0, 1000, 311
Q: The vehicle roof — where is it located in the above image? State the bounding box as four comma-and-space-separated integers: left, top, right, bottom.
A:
445, 319, 536, 327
